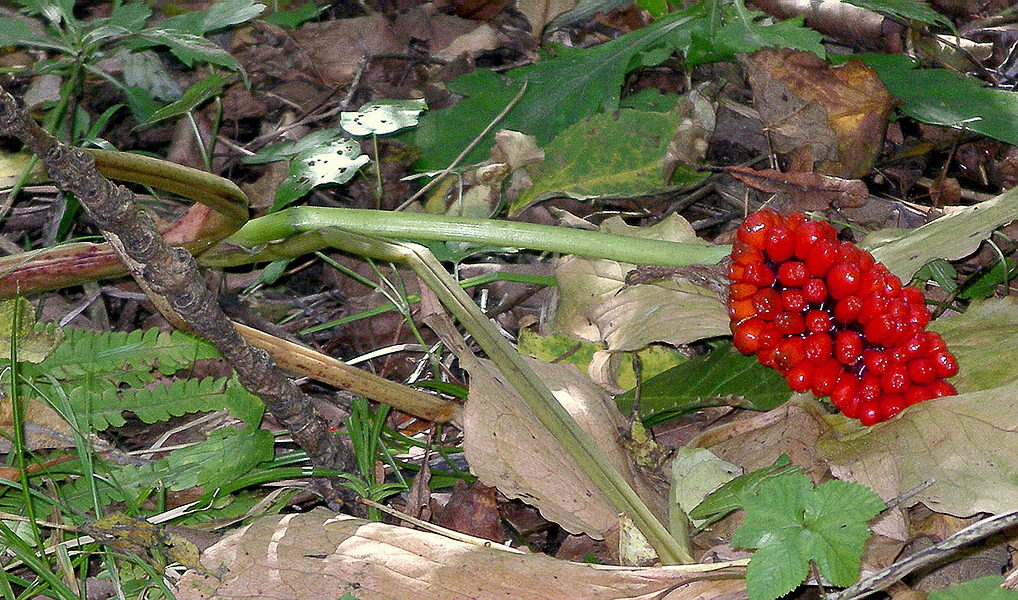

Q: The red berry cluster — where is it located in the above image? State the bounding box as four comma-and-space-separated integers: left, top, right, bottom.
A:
728, 209, 958, 425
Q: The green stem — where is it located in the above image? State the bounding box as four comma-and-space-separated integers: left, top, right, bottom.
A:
316, 229, 693, 564
208, 207, 730, 268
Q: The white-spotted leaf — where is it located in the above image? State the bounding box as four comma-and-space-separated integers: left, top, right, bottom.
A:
273, 140, 369, 211
341, 99, 427, 136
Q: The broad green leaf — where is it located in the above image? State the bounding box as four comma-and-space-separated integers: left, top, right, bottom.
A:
804, 480, 884, 586
929, 577, 1018, 600
263, 2, 327, 28
243, 129, 346, 164
616, 343, 792, 425
105, 2, 150, 32
843, 0, 952, 28
273, 140, 370, 211
669, 448, 742, 526
135, 30, 242, 70
0, 19, 68, 51
911, 258, 958, 293
511, 102, 708, 214
146, 73, 230, 124
957, 258, 1017, 300
863, 54, 1018, 148
687, 0, 823, 65
341, 99, 427, 136
412, 8, 703, 170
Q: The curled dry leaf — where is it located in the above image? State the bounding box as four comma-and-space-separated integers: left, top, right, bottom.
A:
175, 508, 749, 600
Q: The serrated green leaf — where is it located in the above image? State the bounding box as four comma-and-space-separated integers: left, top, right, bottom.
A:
341, 99, 427, 136
731, 471, 883, 600
0, 19, 67, 51
744, 542, 810, 600
135, 30, 242, 70
929, 576, 1018, 600
843, 0, 951, 28
145, 73, 229, 124
616, 342, 791, 425
687, 0, 823, 65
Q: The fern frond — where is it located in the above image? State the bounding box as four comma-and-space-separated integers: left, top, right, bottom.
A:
27, 329, 221, 386
71, 377, 262, 430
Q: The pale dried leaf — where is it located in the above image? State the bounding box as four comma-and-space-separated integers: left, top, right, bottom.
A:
554, 215, 725, 347
864, 186, 1018, 281
462, 355, 668, 537
176, 509, 749, 600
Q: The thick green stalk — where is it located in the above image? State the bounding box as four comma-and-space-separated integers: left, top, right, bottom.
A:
204, 207, 730, 268
316, 228, 693, 565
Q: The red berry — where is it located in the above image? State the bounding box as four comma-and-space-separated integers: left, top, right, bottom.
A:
907, 359, 937, 384
811, 359, 844, 396
804, 332, 834, 364
803, 278, 828, 304
830, 374, 859, 409
827, 262, 863, 300
765, 225, 795, 262
733, 318, 765, 354
786, 362, 814, 392
752, 288, 783, 320
905, 385, 934, 406
862, 349, 889, 375
737, 209, 778, 246
794, 220, 837, 259
806, 241, 839, 277
729, 282, 757, 301
881, 365, 909, 394
774, 337, 806, 372
879, 394, 906, 420
774, 311, 806, 336
859, 402, 881, 425
805, 309, 832, 334
743, 262, 775, 287
932, 351, 959, 378
834, 330, 863, 365
928, 380, 957, 398
729, 298, 755, 323
778, 261, 810, 287
834, 296, 863, 324
782, 289, 807, 312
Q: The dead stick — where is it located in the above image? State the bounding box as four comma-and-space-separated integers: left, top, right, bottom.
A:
0, 85, 358, 508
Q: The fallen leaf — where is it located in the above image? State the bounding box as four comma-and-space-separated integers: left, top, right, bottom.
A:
864, 185, 1018, 281
461, 354, 668, 538
554, 214, 727, 348
727, 166, 869, 210
742, 48, 898, 178
176, 508, 749, 600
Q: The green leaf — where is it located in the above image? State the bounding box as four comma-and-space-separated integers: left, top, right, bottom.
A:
145, 73, 230, 124
862, 54, 1018, 148
511, 102, 708, 214
243, 129, 346, 164
911, 258, 958, 293
341, 99, 427, 136
105, 2, 151, 32
272, 139, 370, 211
958, 258, 1017, 300
134, 29, 242, 70
929, 576, 1018, 600
688, 455, 795, 522
0, 297, 63, 363
616, 342, 791, 425
120, 48, 183, 103
411, 8, 703, 170
687, 0, 823, 64
731, 471, 884, 600
842, 0, 952, 29
263, 2, 327, 28
0, 19, 67, 51
159, 0, 265, 34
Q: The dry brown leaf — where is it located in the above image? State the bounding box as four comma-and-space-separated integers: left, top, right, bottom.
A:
290, 15, 402, 86
742, 49, 898, 178
726, 166, 869, 210
175, 509, 749, 600
461, 354, 668, 538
